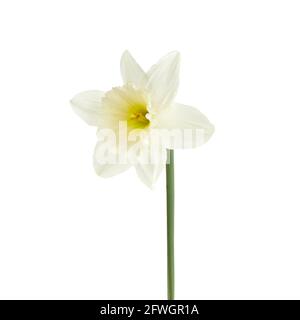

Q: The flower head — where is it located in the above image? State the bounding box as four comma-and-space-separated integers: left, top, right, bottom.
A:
71, 51, 214, 187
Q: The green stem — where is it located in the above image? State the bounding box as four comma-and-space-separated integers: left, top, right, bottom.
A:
166, 149, 175, 300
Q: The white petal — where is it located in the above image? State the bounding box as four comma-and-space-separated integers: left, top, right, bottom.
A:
120, 50, 148, 89
70, 91, 105, 126
146, 51, 180, 111
135, 162, 164, 188
93, 140, 131, 178
155, 103, 214, 149
131, 141, 166, 188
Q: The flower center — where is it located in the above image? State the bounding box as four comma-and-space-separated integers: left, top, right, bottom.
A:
128, 106, 150, 129
102, 85, 151, 131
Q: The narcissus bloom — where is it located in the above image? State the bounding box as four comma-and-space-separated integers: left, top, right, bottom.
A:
71, 51, 214, 187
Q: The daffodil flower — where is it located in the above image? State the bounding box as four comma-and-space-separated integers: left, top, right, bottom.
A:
70, 51, 214, 300
71, 51, 214, 188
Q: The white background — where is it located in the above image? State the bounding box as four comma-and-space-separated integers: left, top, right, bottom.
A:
0, 0, 300, 300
